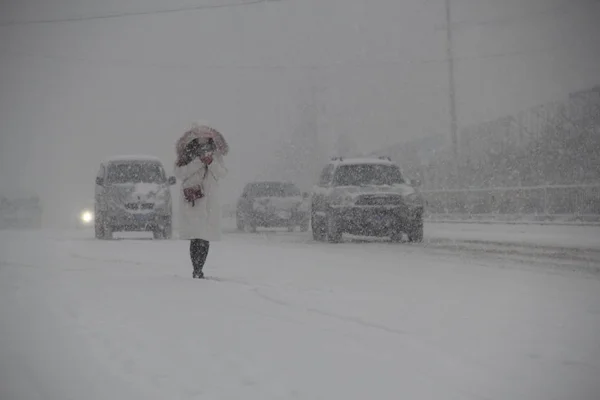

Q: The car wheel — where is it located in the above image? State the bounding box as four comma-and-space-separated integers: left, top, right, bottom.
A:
236, 213, 244, 231
390, 229, 403, 242
102, 223, 113, 240
300, 219, 309, 232
311, 211, 325, 241
164, 222, 173, 239
95, 214, 112, 240
154, 222, 172, 240
246, 215, 257, 233
326, 211, 342, 243
94, 215, 104, 239
407, 219, 424, 243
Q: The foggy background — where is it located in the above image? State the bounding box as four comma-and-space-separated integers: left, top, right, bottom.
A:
1, 0, 599, 226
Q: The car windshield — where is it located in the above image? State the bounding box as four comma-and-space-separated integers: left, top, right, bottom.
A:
107, 162, 165, 184
333, 164, 405, 186
247, 183, 301, 197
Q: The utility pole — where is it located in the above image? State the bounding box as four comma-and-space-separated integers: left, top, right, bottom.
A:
306, 67, 320, 184
290, 67, 320, 189
445, 0, 459, 184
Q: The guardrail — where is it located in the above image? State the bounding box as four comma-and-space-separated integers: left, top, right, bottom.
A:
420, 184, 600, 217
222, 185, 600, 225
424, 213, 600, 226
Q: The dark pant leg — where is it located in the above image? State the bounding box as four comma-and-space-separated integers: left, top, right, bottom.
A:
197, 239, 210, 270
190, 239, 210, 274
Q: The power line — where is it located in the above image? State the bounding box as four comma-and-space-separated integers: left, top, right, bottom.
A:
3, 0, 596, 30
445, 0, 459, 177
436, 0, 597, 31
0, 0, 276, 27
0, 43, 573, 71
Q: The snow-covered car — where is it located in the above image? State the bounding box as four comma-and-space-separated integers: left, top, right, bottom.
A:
0, 195, 43, 229
236, 181, 310, 232
94, 156, 176, 239
310, 157, 424, 243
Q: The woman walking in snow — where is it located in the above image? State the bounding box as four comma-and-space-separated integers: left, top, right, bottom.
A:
174, 122, 229, 279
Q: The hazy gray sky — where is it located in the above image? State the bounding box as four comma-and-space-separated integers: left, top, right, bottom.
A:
1, 0, 599, 225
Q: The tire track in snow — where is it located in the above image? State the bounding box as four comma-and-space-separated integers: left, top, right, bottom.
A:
176, 272, 496, 398
228, 230, 600, 279
248, 287, 503, 400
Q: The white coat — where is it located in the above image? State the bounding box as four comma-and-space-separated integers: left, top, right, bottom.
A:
174, 148, 228, 241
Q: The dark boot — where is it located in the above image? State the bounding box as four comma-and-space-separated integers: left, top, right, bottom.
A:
190, 239, 210, 278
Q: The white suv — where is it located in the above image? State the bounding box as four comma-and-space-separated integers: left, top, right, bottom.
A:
310, 157, 424, 243
94, 155, 176, 239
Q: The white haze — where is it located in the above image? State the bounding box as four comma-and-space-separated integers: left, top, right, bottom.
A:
1, 0, 599, 226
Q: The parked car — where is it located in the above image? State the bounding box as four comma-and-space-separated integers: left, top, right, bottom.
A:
0, 195, 43, 229
236, 181, 310, 232
94, 155, 176, 239
310, 157, 424, 243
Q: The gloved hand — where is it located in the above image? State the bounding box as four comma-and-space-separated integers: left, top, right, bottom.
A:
183, 186, 204, 205
200, 154, 213, 165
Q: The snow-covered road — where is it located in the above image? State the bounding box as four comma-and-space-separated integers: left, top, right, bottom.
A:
425, 222, 600, 250
1, 226, 599, 400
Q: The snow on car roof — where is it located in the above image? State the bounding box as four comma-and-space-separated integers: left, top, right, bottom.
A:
330, 157, 395, 166
104, 155, 163, 164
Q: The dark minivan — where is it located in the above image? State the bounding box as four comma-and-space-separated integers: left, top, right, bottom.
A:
236, 181, 310, 232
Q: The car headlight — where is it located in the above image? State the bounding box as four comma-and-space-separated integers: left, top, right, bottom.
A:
332, 194, 354, 206
298, 199, 309, 211
405, 193, 423, 206
80, 209, 94, 224
154, 190, 171, 209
